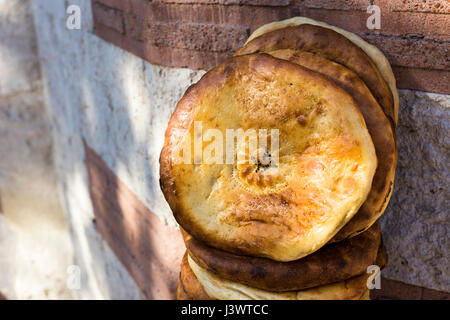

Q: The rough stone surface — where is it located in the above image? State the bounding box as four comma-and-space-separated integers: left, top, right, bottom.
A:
381, 90, 449, 292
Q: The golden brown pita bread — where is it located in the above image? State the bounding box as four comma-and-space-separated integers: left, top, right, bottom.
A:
235, 24, 395, 126
245, 17, 399, 125
183, 222, 381, 292
160, 53, 377, 262
179, 253, 213, 300
360, 290, 371, 300
178, 262, 370, 300
187, 245, 386, 300
266, 50, 397, 240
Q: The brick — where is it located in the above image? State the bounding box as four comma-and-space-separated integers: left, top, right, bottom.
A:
92, 2, 125, 34
370, 277, 450, 300
393, 66, 450, 94
300, 1, 447, 42
94, 22, 125, 48
248, 5, 301, 32
304, 8, 368, 34
371, 277, 423, 300
304, 0, 368, 11
391, 0, 449, 14
129, 2, 295, 27
124, 13, 145, 41
141, 45, 231, 70
161, 0, 292, 6
379, 11, 425, 37
129, 0, 152, 17
93, 0, 130, 12
379, 6, 449, 42
123, 35, 146, 57
305, 5, 447, 42
84, 143, 185, 299
137, 22, 249, 52
362, 35, 449, 70
424, 14, 450, 41
422, 288, 450, 300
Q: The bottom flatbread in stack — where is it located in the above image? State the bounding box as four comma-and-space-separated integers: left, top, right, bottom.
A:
183, 222, 382, 292
178, 243, 386, 300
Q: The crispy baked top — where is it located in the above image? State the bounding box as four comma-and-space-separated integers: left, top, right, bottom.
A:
267, 50, 397, 241
160, 54, 377, 261
235, 24, 395, 125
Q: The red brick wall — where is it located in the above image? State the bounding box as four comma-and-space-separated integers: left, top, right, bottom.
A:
84, 142, 185, 299
92, 0, 449, 94
371, 277, 449, 300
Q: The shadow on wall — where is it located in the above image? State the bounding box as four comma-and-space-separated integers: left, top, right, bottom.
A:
80, 53, 165, 299
76, 42, 203, 298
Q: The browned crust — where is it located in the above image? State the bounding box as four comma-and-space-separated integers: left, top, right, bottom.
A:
235, 24, 395, 126
159, 55, 235, 248
183, 222, 381, 292
266, 50, 397, 241
160, 53, 377, 261
183, 243, 387, 300
376, 238, 388, 269
180, 253, 214, 300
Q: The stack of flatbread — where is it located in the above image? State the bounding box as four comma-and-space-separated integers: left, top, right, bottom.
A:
160, 17, 398, 300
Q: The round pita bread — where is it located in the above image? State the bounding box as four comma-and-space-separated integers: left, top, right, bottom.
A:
179, 253, 378, 300
187, 249, 386, 300
160, 54, 377, 261
179, 253, 213, 300
235, 23, 396, 126
360, 290, 371, 300
244, 16, 399, 124
183, 222, 381, 292
176, 278, 193, 300
266, 50, 397, 240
